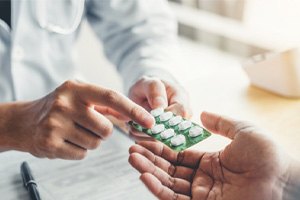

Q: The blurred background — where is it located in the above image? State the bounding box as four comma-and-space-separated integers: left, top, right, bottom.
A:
76, 0, 300, 88
171, 0, 300, 56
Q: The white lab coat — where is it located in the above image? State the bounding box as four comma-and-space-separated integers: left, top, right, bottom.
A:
0, 0, 177, 102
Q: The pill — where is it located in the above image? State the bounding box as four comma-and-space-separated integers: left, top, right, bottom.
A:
178, 120, 192, 131
168, 116, 183, 126
150, 107, 164, 117
189, 126, 203, 137
159, 111, 173, 122
171, 135, 186, 146
151, 124, 165, 134
160, 129, 175, 139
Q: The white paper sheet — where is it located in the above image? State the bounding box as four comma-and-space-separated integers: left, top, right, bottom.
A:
0, 129, 154, 200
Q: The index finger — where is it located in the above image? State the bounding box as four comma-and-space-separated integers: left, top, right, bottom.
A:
77, 83, 155, 128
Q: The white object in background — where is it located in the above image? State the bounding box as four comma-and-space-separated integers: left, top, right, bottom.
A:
243, 49, 300, 98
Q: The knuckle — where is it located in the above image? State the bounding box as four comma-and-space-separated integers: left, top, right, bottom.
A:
51, 98, 69, 113
41, 116, 59, 131
176, 151, 185, 164
172, 193, 179, 200
130, 106, 143, 119
168, 165, 176, 176
168, 176, 176, 189
104, 89, 119, 103
55, 80, 79, 94
62, 80, 77, 89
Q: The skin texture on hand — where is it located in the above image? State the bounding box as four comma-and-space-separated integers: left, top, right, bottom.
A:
129, 76, 192, 141
0, 80, 155, 160
129, 112, 294, 200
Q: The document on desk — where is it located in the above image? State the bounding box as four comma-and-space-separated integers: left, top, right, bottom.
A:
0, 129, 154, 200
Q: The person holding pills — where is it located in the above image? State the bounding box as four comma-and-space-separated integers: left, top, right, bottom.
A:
0, 0, 191, 159
129, 111, 300, 200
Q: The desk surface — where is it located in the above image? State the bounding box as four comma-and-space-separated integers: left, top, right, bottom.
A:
0, 129, 154, 200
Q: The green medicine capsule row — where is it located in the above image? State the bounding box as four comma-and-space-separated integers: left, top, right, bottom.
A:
128, 108, 211, 152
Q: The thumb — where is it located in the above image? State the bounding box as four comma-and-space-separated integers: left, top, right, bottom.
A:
146, 80, 168, 109
200, 111, 239, 140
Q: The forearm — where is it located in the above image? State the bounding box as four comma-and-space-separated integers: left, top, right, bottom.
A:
283, 161, 300, 200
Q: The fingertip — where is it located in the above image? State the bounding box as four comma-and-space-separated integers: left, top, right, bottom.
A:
200, 111, 210, 121
128, 152, 138, 166
128, 153, 151, 174
131, 108, 155, 129
129, 144, 141, 154
142, 113, 155, 129
200, 111, 218, 129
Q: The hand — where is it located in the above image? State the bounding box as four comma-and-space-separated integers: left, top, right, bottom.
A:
1, 80, 154, 160
129, 112, 295, 200
129, 76, 192, 141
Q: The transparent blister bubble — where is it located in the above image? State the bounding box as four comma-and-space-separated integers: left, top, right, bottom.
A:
128, 109, 211, 152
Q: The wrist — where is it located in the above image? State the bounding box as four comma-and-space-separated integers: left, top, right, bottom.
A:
0, 102, 33, 152
0, 102, 18, 151
283, 160, 300, 200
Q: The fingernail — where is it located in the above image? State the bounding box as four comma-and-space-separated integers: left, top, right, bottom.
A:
153, 96, 167, 108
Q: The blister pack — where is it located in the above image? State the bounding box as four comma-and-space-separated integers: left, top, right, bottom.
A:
128, 108, 211, 152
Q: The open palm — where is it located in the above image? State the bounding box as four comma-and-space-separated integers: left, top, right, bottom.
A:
129, 112, 291, 200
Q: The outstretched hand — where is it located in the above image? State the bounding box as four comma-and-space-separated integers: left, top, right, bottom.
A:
129, 112, 292, 200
